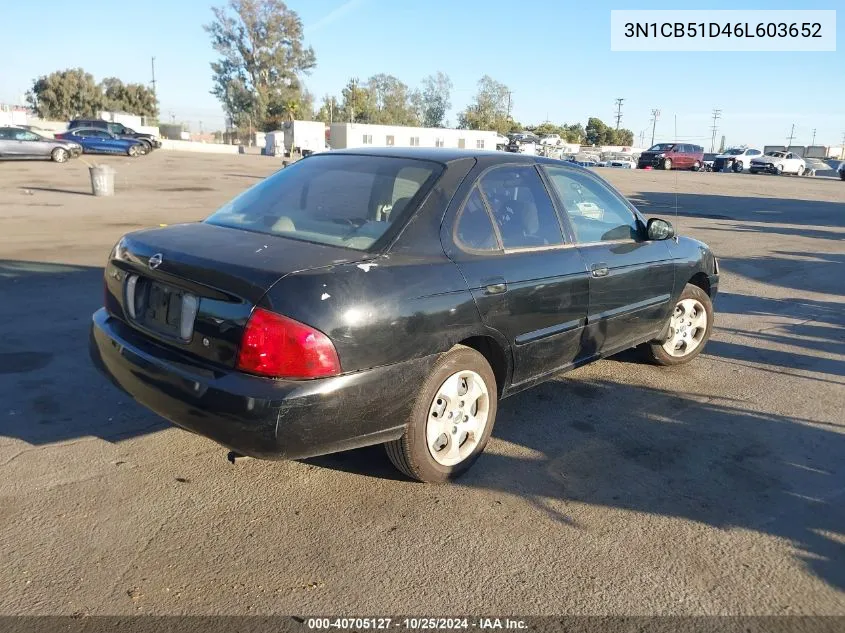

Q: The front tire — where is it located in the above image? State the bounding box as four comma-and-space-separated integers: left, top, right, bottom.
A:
642, 283, 714, 366
385, 345, 497, 483
691, 161, 701, 171
51, 147, 68, 163
662, 158, 672, 170
733, 161, 744, 173
775, 164, 784, 175
127, 145, 141, 157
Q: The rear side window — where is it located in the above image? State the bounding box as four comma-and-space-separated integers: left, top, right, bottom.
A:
478, 165, 564, 249
455, 188, 499, 252
206, 155, 441, 251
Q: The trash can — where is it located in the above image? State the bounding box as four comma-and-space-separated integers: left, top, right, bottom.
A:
89, 165, 115, 197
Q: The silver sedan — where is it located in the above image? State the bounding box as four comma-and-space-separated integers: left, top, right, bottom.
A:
0, 126, 82, 163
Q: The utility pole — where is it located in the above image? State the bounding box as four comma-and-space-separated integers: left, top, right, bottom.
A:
709, 108, 721, 153
329, 99, 333, 125
507, 91, 513, 120
150, 56, 157, 95
350, 78, 357, 123
650, 109, 660, 146
786, 123, 796, 148
811, 128, 816, 146
614, 98, 624, 130
840, 132, 845, 160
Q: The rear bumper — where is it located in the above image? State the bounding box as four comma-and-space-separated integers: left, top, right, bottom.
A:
90, 308, 436, 459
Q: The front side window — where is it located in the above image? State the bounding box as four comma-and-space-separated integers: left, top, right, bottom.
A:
543, 166, 641, 244
454, 188, 499, 252
206, 155, 441, 251
478, 165, 564, 249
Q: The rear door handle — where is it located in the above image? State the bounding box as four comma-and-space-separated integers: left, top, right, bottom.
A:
482, 276, 508, 295
590, 263, 609, 278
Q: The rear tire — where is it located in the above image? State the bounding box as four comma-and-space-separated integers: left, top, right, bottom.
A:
385, 345, 497, 483
642, 283, 714, 366
51, 148, 68, 163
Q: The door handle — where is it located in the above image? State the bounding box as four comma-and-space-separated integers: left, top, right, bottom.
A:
590, 263, 609, 278
481, 276, 507, 295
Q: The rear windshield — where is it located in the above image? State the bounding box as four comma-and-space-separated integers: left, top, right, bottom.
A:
205, 154, 441, 251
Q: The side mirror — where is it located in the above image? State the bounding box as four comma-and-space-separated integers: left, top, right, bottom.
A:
647, 217, 675, 241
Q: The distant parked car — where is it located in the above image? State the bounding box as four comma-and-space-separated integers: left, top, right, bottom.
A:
749, 151, 806, 175
540, 134, 562, 146
0, 126, 82, 163
56, 128, 146, 157
608, 156, 635, 169
713, 147, 763, 173
839, 162, 845, 180
494, 134, 509, 150
69, 119, 161, 154
506, 134, 539, 155
637, 143, 704, 171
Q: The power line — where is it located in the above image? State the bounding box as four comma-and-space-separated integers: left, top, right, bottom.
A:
614, 98, 624, 130
709, 108, 721, 153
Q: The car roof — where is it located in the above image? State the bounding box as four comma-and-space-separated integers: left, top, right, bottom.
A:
324, 147, 542, 165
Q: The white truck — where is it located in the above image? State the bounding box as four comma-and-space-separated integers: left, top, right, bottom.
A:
265, 121, 327, 157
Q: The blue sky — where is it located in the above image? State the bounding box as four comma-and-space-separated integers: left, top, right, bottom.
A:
1, 0, 841, 148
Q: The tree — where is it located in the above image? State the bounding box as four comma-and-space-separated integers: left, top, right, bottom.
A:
614, 128, 634, 146
458, 75, 512, 134
585, 117, 610, 145
315, 94, 340, 124
100, 77, 159, 117
205, 0, 316, 130
339, 77, 375, 123
419, 72, 452, 128
26, 68, 103, 120
367, 73, 419, 126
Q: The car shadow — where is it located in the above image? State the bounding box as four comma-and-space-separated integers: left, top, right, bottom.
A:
0, 260, 167, 446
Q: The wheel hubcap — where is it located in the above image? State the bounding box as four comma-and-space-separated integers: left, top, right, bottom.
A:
426, 370, 490, 466
662, 298, 708, 357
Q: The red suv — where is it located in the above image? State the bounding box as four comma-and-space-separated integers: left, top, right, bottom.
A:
637, 143, 704, 171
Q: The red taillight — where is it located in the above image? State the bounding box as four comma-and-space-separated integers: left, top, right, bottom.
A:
237, 308, 341, 379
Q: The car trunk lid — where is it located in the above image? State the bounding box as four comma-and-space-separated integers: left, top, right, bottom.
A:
104, 222, 370, 368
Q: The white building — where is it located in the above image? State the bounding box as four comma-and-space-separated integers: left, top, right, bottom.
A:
329, 123, 498, 151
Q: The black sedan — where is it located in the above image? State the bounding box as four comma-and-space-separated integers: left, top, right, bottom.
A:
90, 148, 719, 483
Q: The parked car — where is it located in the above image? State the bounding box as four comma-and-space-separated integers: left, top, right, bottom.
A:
495, 134, 509, 150
608, 156, 635, 169
713, 147, 763, 173
0, 126, 82, 163
749, 151, 806, 175
69, 119, 161, 154
838, 162, 845, 180
506, 134, 540, 155
55, 128, 146, 157
637, 143, 705, 171
90, 148, 719, 483
541, 134, 562, 146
